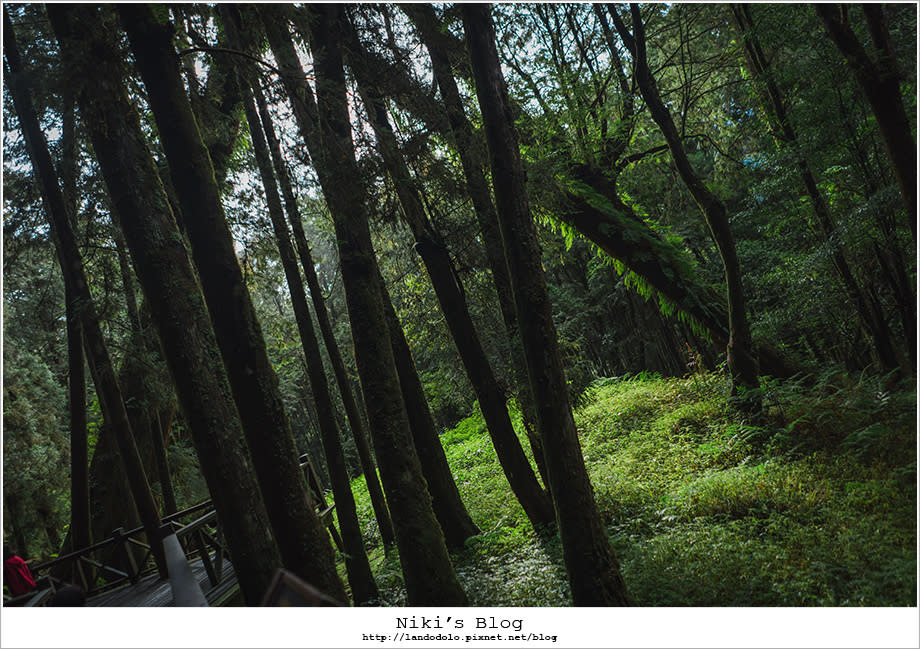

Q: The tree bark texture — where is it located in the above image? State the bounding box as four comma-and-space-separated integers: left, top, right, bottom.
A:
45, 4, 282, 605
304, 3, 468, 605
263, 3, 478, 553
118, 4, 345, 602
53, 323, 177, 580
377, 268, 482, 549
57, 91, 93, 557
64, 280, 92, 553
6, 7, 167, 578
463, 3, 631, 606
402, 3, 548, 488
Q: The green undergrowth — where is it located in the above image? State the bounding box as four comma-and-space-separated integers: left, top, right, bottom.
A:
344, 370, 916, 606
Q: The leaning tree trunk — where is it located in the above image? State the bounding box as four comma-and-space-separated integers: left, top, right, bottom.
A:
226, 6, 377, 601
377, 269, 482, 549
463, 3, 632, 606
52, 319, 178, 582
59, 92, 91, 558
353, 65, 555, 531
305, 3, 468, 605
252, 77, 396, 550
118, 4, 345, 602
262, 3, 478, 554
814, 3, 916, 242
46, 4, 282, 605
241, 78, 378, 603
613, 4, 761, 407
6, 8, 167, 578
403, 3, 548, 488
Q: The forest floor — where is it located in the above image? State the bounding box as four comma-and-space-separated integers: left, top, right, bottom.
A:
346, 369, 917, 606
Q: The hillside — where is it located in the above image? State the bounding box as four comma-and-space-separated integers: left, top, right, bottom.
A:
349, 371, 917, 606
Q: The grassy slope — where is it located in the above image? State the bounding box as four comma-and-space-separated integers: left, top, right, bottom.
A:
344, 371, 916, 606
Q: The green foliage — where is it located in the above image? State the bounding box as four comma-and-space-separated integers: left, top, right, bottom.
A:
349, 371, 915, 606
2, 338, 69, 558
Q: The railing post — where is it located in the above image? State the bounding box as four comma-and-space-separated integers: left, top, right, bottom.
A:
75, 556, 89, 592
112, 528, 139, 583
213, 521, 224, 582
193, 529, 218, 587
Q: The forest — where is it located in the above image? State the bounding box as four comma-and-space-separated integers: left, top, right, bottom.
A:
2, 1, 916, 615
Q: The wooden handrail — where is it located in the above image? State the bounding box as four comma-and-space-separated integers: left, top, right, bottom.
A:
173, 509, 218, 538
161, 499, 213, 524
28, 468, 335, 602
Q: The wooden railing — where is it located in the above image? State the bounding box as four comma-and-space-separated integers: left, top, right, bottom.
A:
11, 454, 339, 606
18, 498, 220, 605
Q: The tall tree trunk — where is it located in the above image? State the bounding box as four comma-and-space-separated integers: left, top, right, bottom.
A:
814, 4, 916, 241
353, 63, 555, 531
6, 7, 166, 578
150, 410, 178, 516
402, 4, 548, 488
64, 280, 91, 552
731, 3, 910, 373
613, 4, 761, 407
303, 3, 467, 605
262, 3, 478, 552
46, 4, 282, 604
251, 76, 397, 550
59, 90, 91, 557
118, 4, 345, 602
463, 3, 631, 606
225, 8, 377, 603
111, 224, 142, 335
377, 268, 482, 549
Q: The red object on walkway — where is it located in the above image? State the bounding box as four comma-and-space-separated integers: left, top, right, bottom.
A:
4, 555, 37, 596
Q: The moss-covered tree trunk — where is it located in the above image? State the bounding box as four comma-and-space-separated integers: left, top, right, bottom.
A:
59, 91, 91, 557
45, 4, 281, 605
117, 4, 345, 602
6, 7, 167, 578
241, 79, 378, 604
353, 63, 555, 531
376, 268, 481, 549
303, 4, 468, 605
463, 3, 632, 606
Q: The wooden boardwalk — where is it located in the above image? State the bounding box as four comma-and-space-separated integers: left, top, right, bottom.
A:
88, 556, 239, 607
16, 456, 335, 608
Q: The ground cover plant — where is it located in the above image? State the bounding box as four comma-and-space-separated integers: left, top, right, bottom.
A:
348, 370, 917, 606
